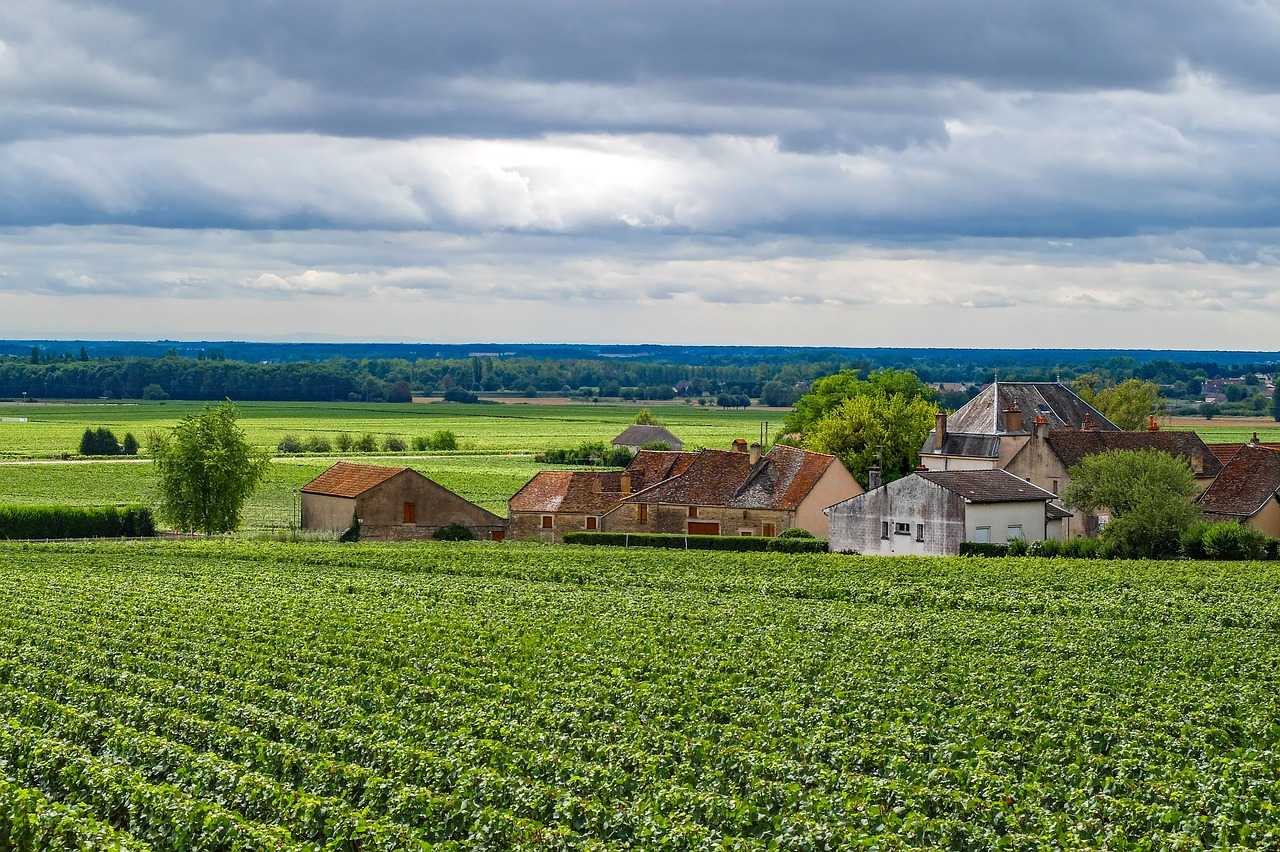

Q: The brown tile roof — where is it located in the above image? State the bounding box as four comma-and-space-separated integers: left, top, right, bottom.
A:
624, 449, 697, 485
1206, 442, 1280, 465
621, 445, 837, 511
302, 462, 407, 498
1046, 430, 1222, 477
508, 470, 630, 515
1197, 444, 1280, 518
916, 469, 1057, 503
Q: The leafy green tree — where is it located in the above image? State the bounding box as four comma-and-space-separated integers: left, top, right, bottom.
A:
141, 383, 169, 400
121, 432, 140, 455
94, 427, 121, 455
277, 434, 304, 454
383, 435, 407, 452
78, 427, 96, 455
760, 380, 799, 408
1273, 388, 1280, 422
150, 402, 270, 535
1199, 401, 1219, 420
634, 408, 661, 426
1063, 449, 1200, 558
335, 432, 354, 452
1093, 379, 1162, 430
784, 369, 931, 435
805, 392, 935, 488
428, 430, 459, 451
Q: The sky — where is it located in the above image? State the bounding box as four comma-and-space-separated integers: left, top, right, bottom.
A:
2, 1, 1280, 348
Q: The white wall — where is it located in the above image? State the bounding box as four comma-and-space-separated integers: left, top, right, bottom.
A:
965, 501, 1048, 544
918, 455, 999, 472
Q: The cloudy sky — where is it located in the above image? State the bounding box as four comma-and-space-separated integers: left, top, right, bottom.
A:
3, 1, 1280, 347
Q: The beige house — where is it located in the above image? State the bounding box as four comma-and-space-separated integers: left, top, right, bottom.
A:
826, 469, 1067, 556
1197, 443, 1280, 537
604, 442, 862, 538
301, 462, 505, 540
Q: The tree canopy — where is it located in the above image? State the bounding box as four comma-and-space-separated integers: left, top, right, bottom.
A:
1063, 449, 1200, 558
1075, 378, 1163, 430
783, 369, 933, 435
804, 393, 936, 489
150, 402, 270, 535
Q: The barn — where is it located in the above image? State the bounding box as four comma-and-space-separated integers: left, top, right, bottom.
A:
301, 461, 506, 540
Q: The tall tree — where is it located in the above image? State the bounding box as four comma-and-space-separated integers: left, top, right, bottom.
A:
1273, 385, 1280, 422
1086, 379, 1163, 430
805, 392, 936, 488
783, 369, 932, 435
1063, 449, 1200, 558
150, 402, 270, 535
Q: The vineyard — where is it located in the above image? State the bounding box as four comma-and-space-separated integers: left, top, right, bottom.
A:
3, 540, 1280, 848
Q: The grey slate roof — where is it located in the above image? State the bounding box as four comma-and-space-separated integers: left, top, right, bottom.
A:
916, 469, 1058, 503
611, 424, 683, 449
918, 432, 1002, 458
1045, 502, 1073, 519
945, 381, 1118, 435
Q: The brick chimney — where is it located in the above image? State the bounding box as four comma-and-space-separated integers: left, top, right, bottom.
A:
1147, 415, 1160, 432
934, 411, 947, 452
1033, 414, 1050, 440
748, 442, 762, 465
620, 472, 631, 495
1083, 413, 1097, 431
732, 438, 749, 453
1250, 432, 1261, 446
1003, 406, 1024, 433
867, 466, 883, 490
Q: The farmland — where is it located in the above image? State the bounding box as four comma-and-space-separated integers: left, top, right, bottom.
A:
0, 400, 784, 460
3, 539, 1280, 848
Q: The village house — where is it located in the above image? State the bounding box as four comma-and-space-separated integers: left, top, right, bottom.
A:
611, 424, 684, 453
919, 380, 1117, 472
301, 461, 506, 540
1196, 441, 1280, 537
826, 469, 1068, 556
507, 450, 696, 542
603, 441, 861, 538
1001, 417, 1222, 536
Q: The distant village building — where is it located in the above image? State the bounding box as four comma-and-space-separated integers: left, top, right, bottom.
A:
611, 424, 683, 453
826, 469, 1067, 556
301, 462, 505, 540
1197, 441, 1280, 538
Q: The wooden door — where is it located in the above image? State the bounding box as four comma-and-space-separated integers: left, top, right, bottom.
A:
687, 521, 720, 535
403, 502, 416, 524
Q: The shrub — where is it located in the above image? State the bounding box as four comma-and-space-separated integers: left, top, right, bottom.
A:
1060, 537, 1103, 558
141, 383, 169, 400
564, 532, 773, 552
303, 435, 332, 453
121, 432, 140, 455
79, 427, 122, 456
383, 436, 407, 452
432, 523, 475, 542
354, 433, 378, 452
443, 388, 479, 403
1267, 538, 1280, 560
1006, 537, 1031, 557
778, 527, 817, 539
276, 434, 304, 454
0, 505, 155, 540
1200, 522, 1270, 560
959, 542, 1010, 557
1027, 538, 1062, 557
412, 435, 430, 451
765, 537, 828, 553
335, 433, 354, 452
536, 441, 630, 467
428, 430, 459, 451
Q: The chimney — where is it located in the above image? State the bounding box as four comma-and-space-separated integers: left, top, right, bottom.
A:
749, 442, 762, 466
1033, 414, 1050, 440
1003, 406, 1024, 433
1250, 432, 1261, 446
732, 438, 749, 453
620, 472, 631, 495
592, 477, 602, 494
934, 411, 947, 452
1147, 415, 1160, 432
867, 466, 883, 490
1082, 413, 1097, 431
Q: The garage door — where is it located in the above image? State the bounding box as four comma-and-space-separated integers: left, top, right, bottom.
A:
687, 521, 721, 535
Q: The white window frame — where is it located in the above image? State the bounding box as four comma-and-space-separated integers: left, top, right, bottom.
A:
1007, 524, 1024, 541
975, 526, 991, 544
894, 522, 911, 536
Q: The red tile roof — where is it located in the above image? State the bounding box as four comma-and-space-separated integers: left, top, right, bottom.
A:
302, 462, 407, 498
625, 449, 697, 485
621, 445, 837, 511
1206, 442, 1280, 465
508, 470, 630, 514
1197, 444, 1280, 518
1046, 430, 1222, 477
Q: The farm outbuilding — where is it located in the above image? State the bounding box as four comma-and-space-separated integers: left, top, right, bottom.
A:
611, 424, 684, 453
301, 462, 505, 540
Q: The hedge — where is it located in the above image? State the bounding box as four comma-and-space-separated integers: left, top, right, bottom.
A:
0, 505, 156, 540
562, 531, 828, 552
959, 542, 1010, 557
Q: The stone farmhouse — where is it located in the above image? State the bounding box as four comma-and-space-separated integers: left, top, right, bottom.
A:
1197, 441, 1280, 537
611, 424, 683, 453
301, 462, 506, 541
826, 469, 1068, 555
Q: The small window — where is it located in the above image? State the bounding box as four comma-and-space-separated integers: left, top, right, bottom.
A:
688, 506, 699, 519
402, 502, 416, 524
1051, 479, 1060, 494
1007, 524, 1024, 541
975, 526, 991, 544
738, 529, 754, 536
490, 530, 505, 541
916, 523, 924, 542
586, 516, 598, 530
894, 522, 911, 536
881, 521, 890, 540
637, 504, 648, 523
541, 515, 553, 529
762, 523, 776, 538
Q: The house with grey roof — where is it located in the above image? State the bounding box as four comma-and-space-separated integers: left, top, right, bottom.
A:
825, 468, 1067, 556
920, 380, 1117, 473
611, 424, 683, 453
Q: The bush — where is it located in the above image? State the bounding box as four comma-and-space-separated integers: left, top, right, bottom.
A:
778, 527, 816, 539
536, 441, 631, 467
1027, 538, 1061, 557
765, 537, 828, 553
277, 434, 304, 454
354, 433, 378, 452
0, 505, 155, 539
432, 523, 475, 541
335, 433, 354, 452
1199, 522, 1270, 560
383, 436, 407, 452
443, 388, 479, 403
141, 383, 169, 400
121, 432, 140, 455
303, 435, 332, 453
1060, 537, 1104, 558
959, 542, 1010, 557
564, 532, 773, 552
78, 427, 122, 456
1006, 537, 1031, 557
428, 430, 458, 451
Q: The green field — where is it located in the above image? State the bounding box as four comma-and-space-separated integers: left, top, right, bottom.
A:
0, 401, 782, 460
2, 540, 1280, 848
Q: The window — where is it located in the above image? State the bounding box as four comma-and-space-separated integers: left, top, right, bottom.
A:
541, 515, 553, 529
1007, 524, 1024, 540
762, 523, 776, 538
881, 521, 890, 540
687, 506, 699, 519
490, 530, 505, 541
975, 526, 991, 544
402, 502, 416, 524
1051, 479, 1060, 494
916, 524, 924, 542
637, 504, 648, 523
586, 516, 598, 530
894, 522, 911, 536
738, 529, 754, 536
